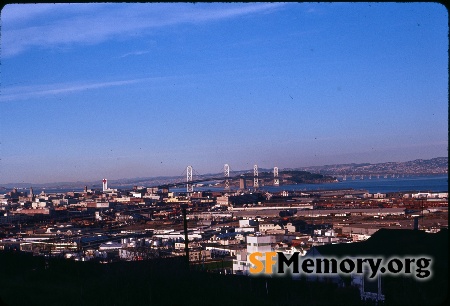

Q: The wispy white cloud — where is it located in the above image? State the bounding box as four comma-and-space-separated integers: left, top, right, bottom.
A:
1, 64, 278, 102
119, 50, 150, 58
1, 3, 105, 24
0, 77, 158, 102
1, 3, 288, 57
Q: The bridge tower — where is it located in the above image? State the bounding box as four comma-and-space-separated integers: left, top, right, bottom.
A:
224, 164, 230, 191
253, 164, 259, 188
273, 166, 279, 186
186, 166, 193, 193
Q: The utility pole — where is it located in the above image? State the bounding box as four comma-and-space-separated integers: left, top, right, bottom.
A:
182, 205, 189, 269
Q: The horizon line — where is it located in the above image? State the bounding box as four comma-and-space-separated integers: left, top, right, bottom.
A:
1, 156, 447, 187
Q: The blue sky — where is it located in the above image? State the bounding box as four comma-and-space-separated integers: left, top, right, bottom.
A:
0, 3, 448, 184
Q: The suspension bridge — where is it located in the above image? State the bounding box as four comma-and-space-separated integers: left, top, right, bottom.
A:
120, 164, 281, 192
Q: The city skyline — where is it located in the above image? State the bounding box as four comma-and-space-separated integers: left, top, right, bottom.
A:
1, 3, 448, 184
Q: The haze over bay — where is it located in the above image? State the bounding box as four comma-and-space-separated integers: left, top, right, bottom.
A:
1, 157, 447, 191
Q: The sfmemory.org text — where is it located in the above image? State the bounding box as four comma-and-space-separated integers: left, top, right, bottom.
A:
249, 252, 432, 279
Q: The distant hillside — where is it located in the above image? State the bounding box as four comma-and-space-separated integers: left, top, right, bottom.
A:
297, 157, 448, 175
278, 170, 336, 184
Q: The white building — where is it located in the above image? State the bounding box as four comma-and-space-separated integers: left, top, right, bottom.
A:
239, 219, 258, 227
99, 241, 122, 251
233, 234, 275, 275
247, 234, 274, 254
259, 222, 277, 233
373, 193, 386, 199
216, 196, 229, 206
232, 249, 248, 274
